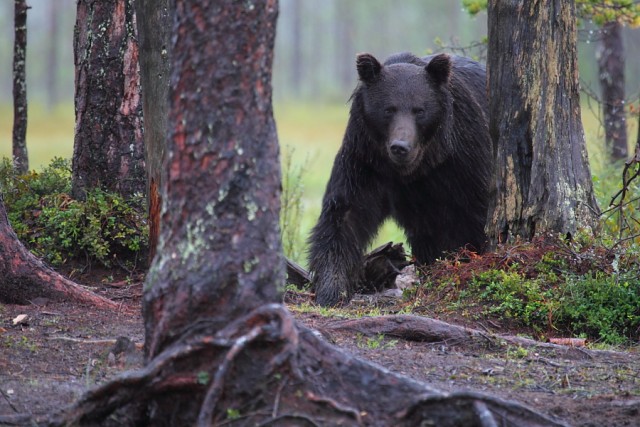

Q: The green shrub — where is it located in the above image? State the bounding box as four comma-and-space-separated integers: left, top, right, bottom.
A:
556, 272, 640, 345
460, 254, 640, 345
0, 157, 148, 268
468, 269, 552, 329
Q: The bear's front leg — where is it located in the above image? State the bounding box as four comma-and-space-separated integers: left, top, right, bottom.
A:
308, 191, 388, 306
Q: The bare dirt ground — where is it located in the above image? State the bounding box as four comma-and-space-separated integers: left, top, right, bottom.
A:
1, 272, 639, 426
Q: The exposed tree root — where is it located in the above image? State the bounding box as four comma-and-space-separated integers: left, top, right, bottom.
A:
0, 196, 116, 309
323, 315, 630, 360
34, 304, 568, 426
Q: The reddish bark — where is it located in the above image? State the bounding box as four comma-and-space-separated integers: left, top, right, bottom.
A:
142, 0, 284, 359
134, 0, 172, 263
147, 178, 161, 262
71, 0, 145, 201
0, 195, 116, 308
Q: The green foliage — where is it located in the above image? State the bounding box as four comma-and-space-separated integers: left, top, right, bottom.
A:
462, 0, 487, 16
467, 269, 552, 329
462, 0, 640, 27
462, 0, 640, 26
4, 335, 38, 353
0, 157, 148, 268
506, 346, 529, 359
196, 371, 210, 385
280, 148, 307, 264
356, 333, 398, 350
456, 247, 640, 345
576, 0, 640, 26
226, 409, 241, 421
557, 272, 640, 345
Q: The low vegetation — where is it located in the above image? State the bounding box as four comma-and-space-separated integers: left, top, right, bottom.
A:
414, 234, 640, 346
0, 157, 148, 270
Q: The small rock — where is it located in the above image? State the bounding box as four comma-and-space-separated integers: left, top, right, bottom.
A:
12, 314, 28, 326
395, 265, 418, 290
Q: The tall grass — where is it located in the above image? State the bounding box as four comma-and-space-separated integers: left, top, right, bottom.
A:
0, 104, 75, 170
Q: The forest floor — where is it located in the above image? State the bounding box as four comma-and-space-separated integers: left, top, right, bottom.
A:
1, 261, 639, 426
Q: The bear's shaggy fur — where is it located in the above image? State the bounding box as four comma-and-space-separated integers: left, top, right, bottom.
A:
309, 52, 492, 306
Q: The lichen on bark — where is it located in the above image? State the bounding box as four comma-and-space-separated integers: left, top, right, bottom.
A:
486, 0, 599, 245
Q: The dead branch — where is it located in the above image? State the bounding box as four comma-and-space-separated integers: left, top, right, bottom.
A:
286, 242, 411, 294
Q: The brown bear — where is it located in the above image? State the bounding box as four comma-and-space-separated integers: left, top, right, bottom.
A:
308, 52, 492, 306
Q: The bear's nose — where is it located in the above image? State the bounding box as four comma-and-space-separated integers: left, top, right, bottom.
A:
390, 140, 410, 157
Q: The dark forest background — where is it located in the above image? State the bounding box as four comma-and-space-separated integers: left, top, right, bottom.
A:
0, 0, 638, 107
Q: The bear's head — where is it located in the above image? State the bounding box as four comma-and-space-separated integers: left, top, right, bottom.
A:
355, 52, 453, 175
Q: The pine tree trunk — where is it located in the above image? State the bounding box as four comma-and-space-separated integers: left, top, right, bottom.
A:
290, 0, 303, 97
12, 0, 29, 175
71, 0, 145, 201
46, 0, 59, 111
334, 0, 355, 92
485, 0, 599, 245
597, 20, 628, 162
134, 0, 172, 263
143, 0, 284, 359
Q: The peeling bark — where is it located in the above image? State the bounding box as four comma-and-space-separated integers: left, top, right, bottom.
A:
0, 194, 116, 308
597, 21, 628, 162
71, 0, 145, 201
486, 0, 599, 246
134, 0, 172, 263
12, 0, 29, 175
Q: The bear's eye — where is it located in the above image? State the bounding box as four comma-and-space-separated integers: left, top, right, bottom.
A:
413, 108, 426, 117
383, 107, 396, 117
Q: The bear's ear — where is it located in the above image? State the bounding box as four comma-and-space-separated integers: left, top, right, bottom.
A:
356, 53, 382, 84
426, 53, 451, 86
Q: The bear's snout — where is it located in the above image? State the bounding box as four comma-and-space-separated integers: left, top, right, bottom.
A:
390, 140, 411, 157
387, 138, 421, 174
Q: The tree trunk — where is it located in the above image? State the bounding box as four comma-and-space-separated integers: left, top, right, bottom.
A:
0, 194, 116, 308
637, 102, 640, 158
12, 0, 29, 175
485, 0, 599, 246
334, 0, 355, 92
290, 0, 303, 97
134, 0, 172, 263
46, 0, 59, 111
71, 0, 146, 202
142, 0, 285, 361
597, 21, 628, 162
50, 2, 565, 426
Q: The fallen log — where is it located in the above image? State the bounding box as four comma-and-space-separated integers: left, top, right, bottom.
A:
286, 241, 411, 293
